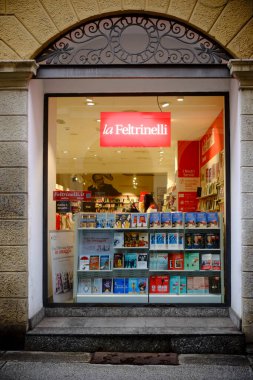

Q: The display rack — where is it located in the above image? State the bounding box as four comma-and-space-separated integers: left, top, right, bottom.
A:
73, 212, 224, 304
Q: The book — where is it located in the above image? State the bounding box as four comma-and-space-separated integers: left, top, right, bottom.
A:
161, 212, 172, 228
156, 275, 169, 293
78, 278, 91, 294
137, 213, 148, 228
205, 233, 220, 248
168, 253, 184, 270
149, 212, 161, 228
100, 254, 110, 270
96, 213, 107, 228
184, 212, 196, 228
168, 232, 178, 249
113, 232, 124, 248
187, 276, 209, 294
150, 233, 156, 248
212, 254, 221, 270
201, 253, 212, 270
137, 253, 148, 269
91, 278, 102, 294
196, 212, 207, 228
170, 275, 180, 294
178, 232, 184, 249
79, 213, 96, 228
192, 233, 205, 248
157, 253, 168, 270
155, 232, 167, 249
79, 254, 90, 270
113, 278, 125, 294
120, 213, 132, 228
209, 276, 221, 294
113, 252, 124, 268
171, 212, 183, 228
149, 275, 157, 293
206, 212, 219, 228
131, 214, 138, 228
89, 255, 100, 270
184, 252, 200, 271
138, 232, 149, 247
180, 276, 187, 294
128, 278, 139, 294
138, 278, 147, 294
149, 252, 157, 270
124, 231, 139, 247
114, 213, 122, 228
124, 253, 137, 268
185, 233, 193, 249
106, 213, 115, 228
102, 278, 112, 293
124, 278, 129, 294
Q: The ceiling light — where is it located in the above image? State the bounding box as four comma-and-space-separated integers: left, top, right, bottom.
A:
117, 150, 121, 154
73, 157, 77, 160
63, 150, 68, 154
97, 119, 101, 122
87, 102, 95, 106
161, 102, 170, 108
177, 96, 184, 102
86, 98, 93, 102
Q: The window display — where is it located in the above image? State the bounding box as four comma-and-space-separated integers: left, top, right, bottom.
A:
47, 95, 226, 304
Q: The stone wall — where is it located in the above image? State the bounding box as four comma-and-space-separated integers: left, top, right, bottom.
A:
0, 61, 37, 347
0, 0, 252, 60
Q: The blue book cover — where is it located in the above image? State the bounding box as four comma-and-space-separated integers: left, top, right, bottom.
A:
106, 213, 115, 228
149, 212, 161, 228
124, 253, 137, 269
91, 278, 102, 294
172, 212, 183, 228
178, 232, 184, 249
196, 212, 207, 228
155, 232, 167, 249
124, 278, 129, 294
205, 233, 219, 248
150, 233, 156, 248
113, 232, 124, 248
100, 254, 110, 270
161, 212, 172, 228
138, 278, 147, 294
170, 275, 180, 295
128, 278, 139, 294
113, 278, 125, 294
96, 213, 107, 228
206, 212, 219, 228
168, 232, 178, 249
102, 278, 112, 293
149, 253, 157, 270
184, 212, 196, 228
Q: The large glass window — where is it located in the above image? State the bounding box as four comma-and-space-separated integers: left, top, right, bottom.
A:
46, 95, 226, 304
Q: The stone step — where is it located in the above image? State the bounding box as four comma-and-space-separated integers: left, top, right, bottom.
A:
25, 315, 245, 354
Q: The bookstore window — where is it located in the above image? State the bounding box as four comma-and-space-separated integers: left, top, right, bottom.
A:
46, 95, 226, 304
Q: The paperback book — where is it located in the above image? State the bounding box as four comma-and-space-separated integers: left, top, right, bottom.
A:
171, 212, 183, 228
113, 232, 124, 248
91, 278, 102, 294
113, 252, 124, 268
212, 254, 221, 270
79, 213, 96, 228
149, 212, 161, 228
137, 213, 148, 228
124, 253, 137, 269
161, 212, 172, 228
100, 254, 110, 270
79, 255, 90, 270
138, 232, 149, 247
168, 253, 184, 270
137, 253, 148, 269
196, 212, 207, 228
106, 213, 116, 228
156, 275, 169, 294
113, 278, 125, 294
102, 278, 113, 293
96, 213, 107, 228
124, 231, 139, 247
157, 253, 168, 270
184, 252, 200, 271
138, 278, 147, 294
128, 278, 139, 294
187, 276, 209, 294
209, 276, 221, 294
150, 233, 156, 248
205, 233, 220, 248
89, 255, 100, 270
149, 252, 157, 270
180, 276, 187, 294
155, 232, 167, 249
201, 253, 212, 270
206, 212, 219, 228
170, 275, 180, 294
184, 212, 196, 228
78, 278, 91, 294
168, 232, 178, 249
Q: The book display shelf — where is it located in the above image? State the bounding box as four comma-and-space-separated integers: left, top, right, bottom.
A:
73, 211, 224, 304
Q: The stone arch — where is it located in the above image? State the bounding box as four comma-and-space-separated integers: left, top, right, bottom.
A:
36, 14, 232, 65
0, 1, 252, 61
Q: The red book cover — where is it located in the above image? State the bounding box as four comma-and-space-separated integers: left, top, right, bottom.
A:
168, 253, 184, 270
156, 275, 169, 294
149, 276, 157, 294
89, 255, 100, 270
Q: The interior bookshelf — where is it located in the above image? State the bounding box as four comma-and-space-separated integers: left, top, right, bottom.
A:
73, 211, 224, 304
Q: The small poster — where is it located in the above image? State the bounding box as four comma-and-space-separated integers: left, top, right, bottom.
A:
50, 230, 74, 302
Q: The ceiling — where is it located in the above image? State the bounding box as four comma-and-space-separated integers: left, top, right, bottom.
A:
52, 95, 224, 175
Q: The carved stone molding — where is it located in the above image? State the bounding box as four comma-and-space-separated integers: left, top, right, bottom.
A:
228, 59, 253, 89
0, 60, 38, 88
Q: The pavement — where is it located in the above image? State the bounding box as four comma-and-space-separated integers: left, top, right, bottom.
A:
0, 351, 253, 380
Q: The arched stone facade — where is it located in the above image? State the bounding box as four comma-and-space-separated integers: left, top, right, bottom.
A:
0, 0, 253, 348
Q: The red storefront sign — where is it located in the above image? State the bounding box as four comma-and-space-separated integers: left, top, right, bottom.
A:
100, 112, 171, 147
178, 192, 198, 212
200, 110, 224, 167
178, 141, 200, 178
53, 191, 92, 201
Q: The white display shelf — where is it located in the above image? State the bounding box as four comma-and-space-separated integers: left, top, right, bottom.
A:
149, 294, 222, 304
76, 294, 148, 303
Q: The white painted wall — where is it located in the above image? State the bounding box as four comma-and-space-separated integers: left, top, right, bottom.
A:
229, 78, 242, 317
28, 79, 44, 318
